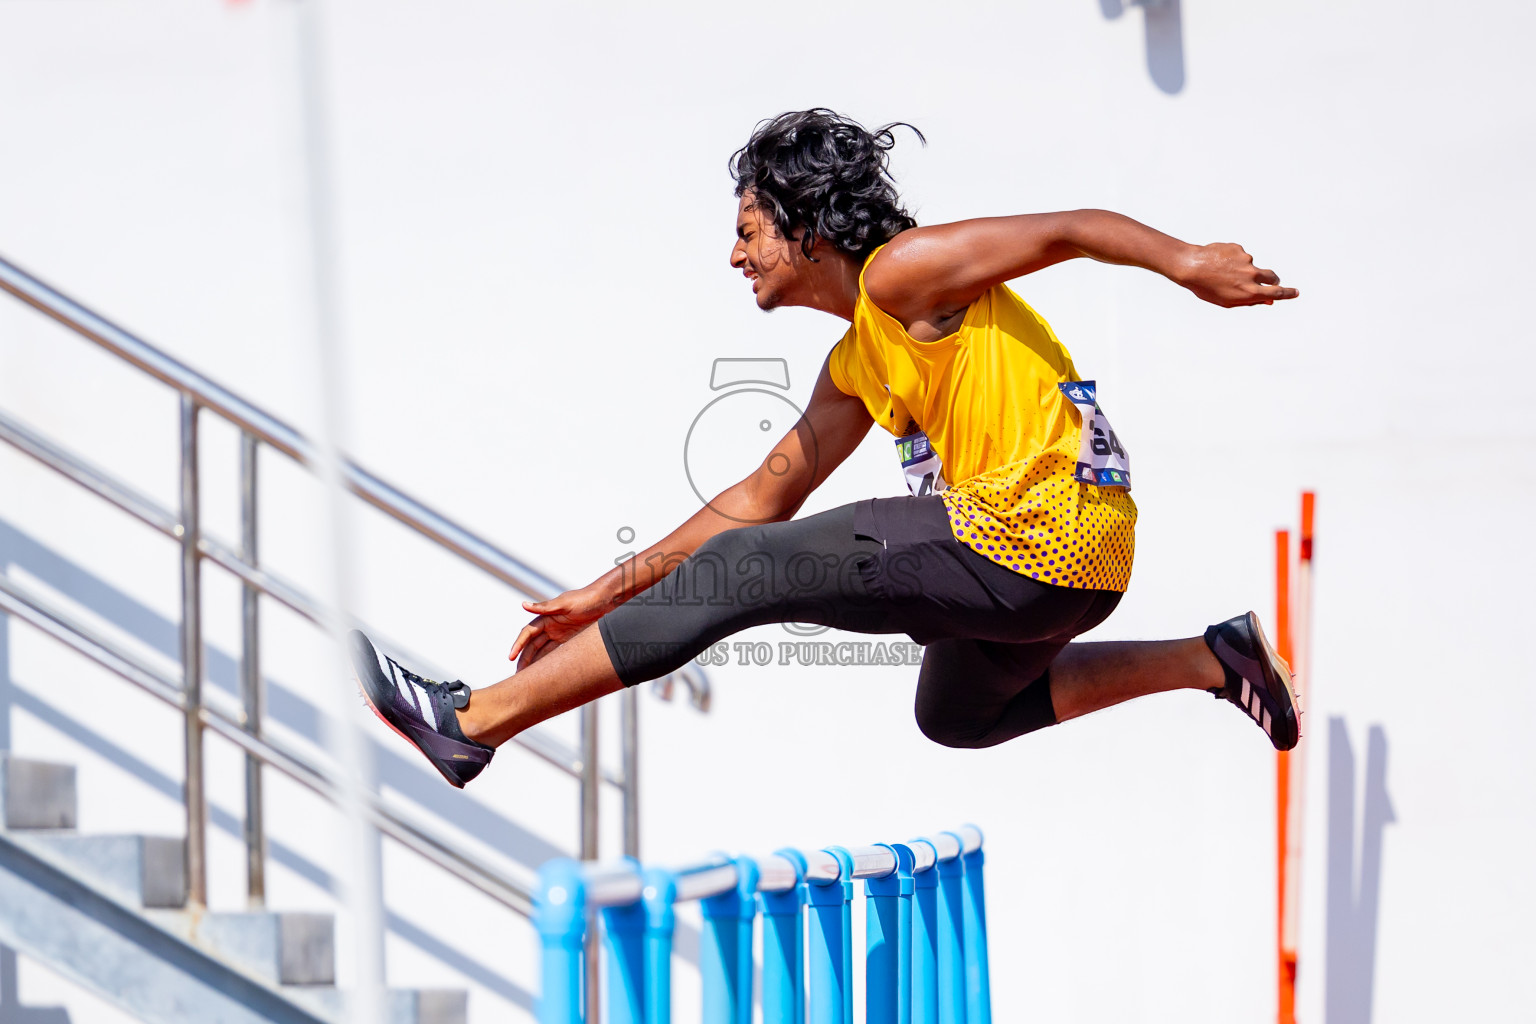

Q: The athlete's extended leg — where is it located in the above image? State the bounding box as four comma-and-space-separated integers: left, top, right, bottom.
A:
458, 505, 895, 745
462, 631, 1221, 752
349, 503, 902, 782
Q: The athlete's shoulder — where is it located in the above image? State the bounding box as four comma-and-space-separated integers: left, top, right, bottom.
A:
862, 222, 1000, 330
860, 227, 941, 310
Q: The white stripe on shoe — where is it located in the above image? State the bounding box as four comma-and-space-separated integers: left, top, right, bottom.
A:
372, 649, 396, 687
401, 675, 439, 730
373, 647, 439, 732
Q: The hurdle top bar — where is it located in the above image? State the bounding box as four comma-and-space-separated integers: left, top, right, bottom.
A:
574, 825, 984, 908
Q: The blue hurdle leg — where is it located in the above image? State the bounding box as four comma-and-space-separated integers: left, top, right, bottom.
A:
536, 860, 588, 1024
910, 844, 939, 1024
734, 859, 762, 1024
603, 898, 647, 1024
701, 856, 760, 1024
960, 840, 991, 1024
806, 849, 853, 1024
641, 869, 677, 1024
826, 848, 856, 1024
865, 843, 915, 1024
760, 850, 807, 1024
935, 847, 966, 1024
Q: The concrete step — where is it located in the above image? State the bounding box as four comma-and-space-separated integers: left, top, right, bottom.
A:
152, 911, 335, 986
0, 758, 470, 1022
0, 755, 76, 830
0, 831, 328, 1024
15, 832, 186, 908
287, 987, 468, 1024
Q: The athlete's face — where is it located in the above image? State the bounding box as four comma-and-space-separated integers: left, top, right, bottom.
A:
729, 192, 811, 311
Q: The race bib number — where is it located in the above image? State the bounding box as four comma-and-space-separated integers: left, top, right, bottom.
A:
1059, 380, 1131, 489
895, 431, 948, 497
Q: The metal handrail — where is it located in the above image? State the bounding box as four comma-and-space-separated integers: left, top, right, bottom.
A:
0, 402, 626, 790
0, 253, 709, 707
0, 251, 711, 915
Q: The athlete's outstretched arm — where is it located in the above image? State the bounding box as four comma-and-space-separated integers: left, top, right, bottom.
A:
508, 357, 872, 667
863, 210, 1298, 327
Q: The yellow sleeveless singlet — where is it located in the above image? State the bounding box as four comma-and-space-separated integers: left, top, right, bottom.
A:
827, 248, 1137, 592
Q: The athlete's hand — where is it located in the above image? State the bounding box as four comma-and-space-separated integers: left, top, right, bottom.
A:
509, 584, 615, 670
1177, 242, 1299, 307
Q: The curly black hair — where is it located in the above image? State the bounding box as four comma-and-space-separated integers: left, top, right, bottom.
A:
730, 109, 923, 261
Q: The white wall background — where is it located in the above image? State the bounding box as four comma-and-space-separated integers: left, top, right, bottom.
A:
0, 1, 1532, 1022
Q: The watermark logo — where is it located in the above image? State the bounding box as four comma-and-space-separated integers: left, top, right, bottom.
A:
682, 358, 819, 525
680, 357, 828, 637
611, 358, 860, 639
617, 639, 925, 669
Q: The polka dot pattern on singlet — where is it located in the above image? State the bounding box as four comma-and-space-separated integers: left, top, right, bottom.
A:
940, 435, 1137, 591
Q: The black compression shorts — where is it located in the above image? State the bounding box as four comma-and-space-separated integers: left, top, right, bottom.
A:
598, 495, 1123, 747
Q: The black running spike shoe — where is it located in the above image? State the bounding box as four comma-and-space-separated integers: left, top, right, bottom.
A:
1204, 611, 1300, 751
347, 630, 495, 788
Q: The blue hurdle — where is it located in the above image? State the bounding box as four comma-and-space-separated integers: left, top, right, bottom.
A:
534, 825, 990, 1024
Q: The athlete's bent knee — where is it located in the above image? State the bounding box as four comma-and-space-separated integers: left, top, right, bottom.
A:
914, 710, 996, 750
913, 677, 1058, 750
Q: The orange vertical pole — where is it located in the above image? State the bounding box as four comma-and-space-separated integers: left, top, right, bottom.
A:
1275, 529, 1296, 1024
1282, 492, 1315, 1021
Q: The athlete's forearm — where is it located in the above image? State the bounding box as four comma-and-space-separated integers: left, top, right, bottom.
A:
1056, 209, 1198, 283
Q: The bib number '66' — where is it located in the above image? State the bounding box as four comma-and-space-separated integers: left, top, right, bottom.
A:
1059, 380, 1131, 489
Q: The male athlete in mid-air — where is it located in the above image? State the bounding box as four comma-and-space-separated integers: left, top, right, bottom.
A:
348, 109, 1301, 788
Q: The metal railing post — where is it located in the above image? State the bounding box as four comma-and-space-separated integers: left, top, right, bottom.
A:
239, 431, 266, 907
580, 703, 600, 859
177, 394, 207, 908
622, 687, 639, 859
